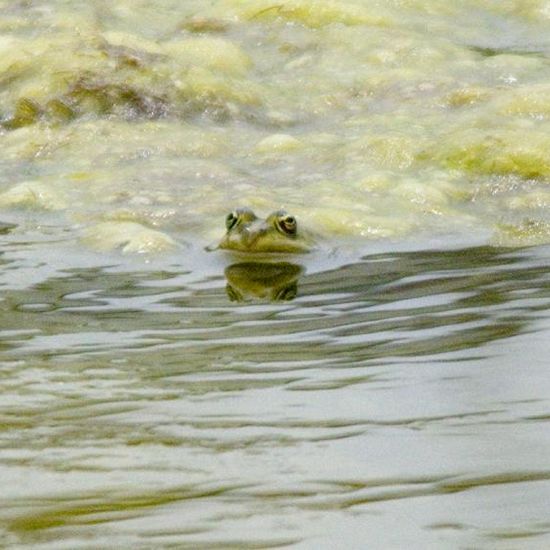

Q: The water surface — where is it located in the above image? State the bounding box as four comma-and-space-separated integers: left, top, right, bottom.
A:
1, 241, 549, 548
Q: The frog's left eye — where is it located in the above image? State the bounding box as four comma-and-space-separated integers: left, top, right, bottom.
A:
277, 213, 297, 236
226, 211, 239, 230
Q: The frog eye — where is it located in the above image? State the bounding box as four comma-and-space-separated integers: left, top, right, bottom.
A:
277, 213, 297, 236
226, 207, 257, 230
226, 211, 239, 230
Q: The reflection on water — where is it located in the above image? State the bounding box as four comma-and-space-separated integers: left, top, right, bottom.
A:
0, 221, 16, 234
1, 246, 543, 361
225, 261, 303, 302
1, 245, 550, 547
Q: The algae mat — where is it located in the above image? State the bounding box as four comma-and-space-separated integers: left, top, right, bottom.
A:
1, 0, 550, 249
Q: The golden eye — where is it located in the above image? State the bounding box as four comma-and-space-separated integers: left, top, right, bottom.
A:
226, 211, 239, 230
278, 214, 297, 235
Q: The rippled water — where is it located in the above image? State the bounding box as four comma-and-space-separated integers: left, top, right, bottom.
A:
2, 0, 550, 547
0, 240, 549, 548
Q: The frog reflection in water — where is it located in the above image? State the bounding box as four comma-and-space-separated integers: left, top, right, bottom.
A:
225, 261, 303, 302
0, 221, 16, 234
217, 207, 312, 254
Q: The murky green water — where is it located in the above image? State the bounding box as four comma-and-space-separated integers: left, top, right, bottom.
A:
1, 1, 550, 548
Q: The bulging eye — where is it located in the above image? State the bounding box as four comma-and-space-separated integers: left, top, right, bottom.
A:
277, 214, 297, 235
226, 211, 239, 230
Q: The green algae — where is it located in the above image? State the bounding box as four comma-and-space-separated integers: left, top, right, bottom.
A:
493, 218, 550, 247
0, 30, 260, 129
1, 0, 550, 250
422, 129, 550, 179
0, 181, 67, 211
496, 83, 550, 118
2, 97, 41, 130
66, 76, 169, 119
81, 221, 177, 253
241, 0, 391, 27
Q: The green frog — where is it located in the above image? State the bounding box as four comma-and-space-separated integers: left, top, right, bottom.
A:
215, 207, 312, 253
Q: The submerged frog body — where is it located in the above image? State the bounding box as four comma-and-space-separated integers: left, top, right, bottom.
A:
217, 207, 311, 253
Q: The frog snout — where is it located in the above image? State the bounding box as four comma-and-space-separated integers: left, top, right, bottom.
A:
243, 224, 267, 246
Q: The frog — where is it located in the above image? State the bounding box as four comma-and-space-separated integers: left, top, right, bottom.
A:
214, 207, 312, 253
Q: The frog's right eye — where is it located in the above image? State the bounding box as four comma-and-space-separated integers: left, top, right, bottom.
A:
226, 211, 239, 230
276, 212, 297, 236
